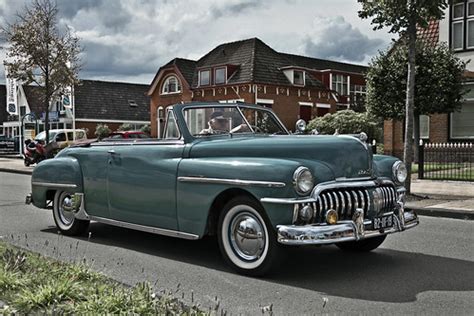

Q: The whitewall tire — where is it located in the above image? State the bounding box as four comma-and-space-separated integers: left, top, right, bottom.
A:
52, 190, 89, 236
217, 196, 280, 276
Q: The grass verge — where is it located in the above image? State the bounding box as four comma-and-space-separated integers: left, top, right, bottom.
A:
0, 241, 204, 314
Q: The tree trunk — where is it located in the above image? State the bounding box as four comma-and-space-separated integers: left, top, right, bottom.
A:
413, 112, 420, 163
403, 2, 416, 194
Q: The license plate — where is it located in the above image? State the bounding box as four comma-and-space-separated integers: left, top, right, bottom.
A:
373, 214, 394, 230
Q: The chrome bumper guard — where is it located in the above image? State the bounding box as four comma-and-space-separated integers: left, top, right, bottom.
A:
277, 209, 419, 246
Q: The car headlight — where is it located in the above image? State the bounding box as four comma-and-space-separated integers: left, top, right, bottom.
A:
293, 167, 314, 195
392, 161, 407, 184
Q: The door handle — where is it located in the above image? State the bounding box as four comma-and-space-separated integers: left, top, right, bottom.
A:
108, 150, 119, 156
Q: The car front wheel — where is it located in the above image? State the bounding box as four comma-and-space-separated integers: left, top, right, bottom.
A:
217, 196, 280, 276
53, 190, 89, 236
336, 235, 387, 252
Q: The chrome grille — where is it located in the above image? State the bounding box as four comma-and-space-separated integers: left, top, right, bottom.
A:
312, 185, 397, 223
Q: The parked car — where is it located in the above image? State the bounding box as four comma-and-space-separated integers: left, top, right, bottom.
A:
108, 131, 149, 139
26, 102, 418, 276
34, 129, 87, 150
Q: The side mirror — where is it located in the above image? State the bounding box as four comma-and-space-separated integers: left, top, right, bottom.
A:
295, 119, 306, 134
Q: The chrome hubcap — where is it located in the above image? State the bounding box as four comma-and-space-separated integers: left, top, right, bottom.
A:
59, 193, 75, 226
230, 213, 265, 261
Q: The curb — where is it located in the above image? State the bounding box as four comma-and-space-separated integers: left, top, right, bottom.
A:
0, 168, 32, 175
406, 206, 474, 221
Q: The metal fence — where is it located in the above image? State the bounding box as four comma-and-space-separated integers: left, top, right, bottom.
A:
418, 142, 474, 181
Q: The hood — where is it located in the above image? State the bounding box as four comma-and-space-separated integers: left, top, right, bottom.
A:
189, 135, 373, 181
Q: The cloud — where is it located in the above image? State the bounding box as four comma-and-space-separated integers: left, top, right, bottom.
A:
209, 0, 263, 19
0, 0, 392, 85
301, 16, 385, 63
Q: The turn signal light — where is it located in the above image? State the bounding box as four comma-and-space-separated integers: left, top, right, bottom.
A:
326, 209, 338, 225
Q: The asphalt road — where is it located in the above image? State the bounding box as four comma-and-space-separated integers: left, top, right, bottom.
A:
1, 172, 473, 314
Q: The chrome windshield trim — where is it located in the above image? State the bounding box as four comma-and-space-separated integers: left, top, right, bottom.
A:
32, 182, 77, 189
89, 216, 199, 240
178, 176, 286, 188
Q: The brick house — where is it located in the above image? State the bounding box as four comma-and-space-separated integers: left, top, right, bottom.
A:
147, 38, 367, 137
0, 80, 150, 140
384, 1, 474, 157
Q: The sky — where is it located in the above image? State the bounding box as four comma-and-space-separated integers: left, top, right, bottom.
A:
0, 0, 397, 85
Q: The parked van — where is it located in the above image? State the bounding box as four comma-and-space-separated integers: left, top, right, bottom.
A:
34, 129, 87, 150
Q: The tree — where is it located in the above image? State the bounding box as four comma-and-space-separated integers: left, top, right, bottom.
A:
307, 110, 381, 142
359, 0, 448, 193
140, 124, 151, 135
367, 42, 466, 125
2, 0, 81, 145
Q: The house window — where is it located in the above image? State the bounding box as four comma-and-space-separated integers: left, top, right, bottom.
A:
450, 0, 474, 50
161, 76, 181, 94
215, 67, 226, 85
332, 74, 348, 95
451, 102, 474, 138
199, 70, 210, 86
419, 115, 430, 139
294, 70, 305, 85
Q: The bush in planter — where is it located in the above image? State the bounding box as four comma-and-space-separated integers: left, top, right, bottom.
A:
95, 124, 111, 140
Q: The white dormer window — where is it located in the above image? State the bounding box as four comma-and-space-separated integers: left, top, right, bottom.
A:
283, 69, 305, 86
199, 69, 210, 86
161, 75, 182, 94
294, 70, 305, 85
215, 67, 226, 84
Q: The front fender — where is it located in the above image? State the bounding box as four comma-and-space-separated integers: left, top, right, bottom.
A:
373, 154, 399, 179
31, 157, 84, 208
176, 157, 331, 236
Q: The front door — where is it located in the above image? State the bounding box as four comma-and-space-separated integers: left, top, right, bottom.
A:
106, 142, 185, 230
299, 105, 312, 122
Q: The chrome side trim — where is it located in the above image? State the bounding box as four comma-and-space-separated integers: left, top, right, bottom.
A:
178, 176, 286, 188
89, 216, 200, 240
32, 182, 78, 189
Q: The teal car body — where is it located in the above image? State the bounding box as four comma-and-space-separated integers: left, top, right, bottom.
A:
27, 102, 418, 275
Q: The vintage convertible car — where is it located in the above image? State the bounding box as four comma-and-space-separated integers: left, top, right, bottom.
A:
26, 102, 418, 275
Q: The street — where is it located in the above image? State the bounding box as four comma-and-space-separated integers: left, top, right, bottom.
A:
1, 172, 473, 314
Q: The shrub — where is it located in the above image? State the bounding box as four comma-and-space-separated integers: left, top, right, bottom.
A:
117, 123, 133, 131
307, 110, 381, 141
94, 124, 111, 140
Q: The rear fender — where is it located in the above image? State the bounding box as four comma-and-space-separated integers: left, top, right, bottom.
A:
31, 157, 83, 208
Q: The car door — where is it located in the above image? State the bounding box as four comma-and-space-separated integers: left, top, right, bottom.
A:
106, 111, 184, 230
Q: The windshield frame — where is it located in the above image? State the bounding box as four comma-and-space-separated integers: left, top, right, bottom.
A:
180, 103, 289, 140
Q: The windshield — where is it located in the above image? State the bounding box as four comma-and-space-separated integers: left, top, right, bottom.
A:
34, 131, 58, 142
183, 106, 287, 137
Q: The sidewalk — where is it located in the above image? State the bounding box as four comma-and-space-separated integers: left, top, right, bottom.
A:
0, 157, 472, 220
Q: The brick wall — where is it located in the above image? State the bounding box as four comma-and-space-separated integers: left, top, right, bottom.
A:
429, 113, 448, 143
149, 73, 337, 137
384, 119, 404, 159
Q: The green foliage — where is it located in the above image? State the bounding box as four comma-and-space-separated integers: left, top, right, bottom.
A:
358, 0, 447, 34
94, 124, 111, 140
307, 110, 381, 141
141, 124, 151, 135
0, 242, 204, 314
366, 42, 467, 120
117, 123, 134, 131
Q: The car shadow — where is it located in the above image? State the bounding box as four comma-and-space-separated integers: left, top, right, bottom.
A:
41, 223, 474, 303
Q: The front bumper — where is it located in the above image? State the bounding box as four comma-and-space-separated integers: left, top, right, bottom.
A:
277, 209, 418, 245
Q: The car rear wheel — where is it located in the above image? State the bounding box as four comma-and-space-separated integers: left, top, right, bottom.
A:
53, 190, 89, 236
217, 196, 280, 276
336, 235, 387, 252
